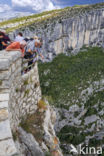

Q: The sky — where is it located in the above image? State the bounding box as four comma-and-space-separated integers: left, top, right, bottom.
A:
0, 0, 104, 19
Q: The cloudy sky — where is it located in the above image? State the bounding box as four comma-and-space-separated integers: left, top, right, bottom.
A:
0, 0, 104, 19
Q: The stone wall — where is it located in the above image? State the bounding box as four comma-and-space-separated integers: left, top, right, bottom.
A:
0, 50, 41, 155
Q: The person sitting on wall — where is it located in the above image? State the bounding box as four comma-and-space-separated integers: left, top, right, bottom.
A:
6, 40, 27, 57
0, 30, 11, 44
0, 32, 8, 50
14, 32, 24, 42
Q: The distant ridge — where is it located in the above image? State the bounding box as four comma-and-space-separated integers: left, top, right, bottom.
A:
0, 2, 104, 33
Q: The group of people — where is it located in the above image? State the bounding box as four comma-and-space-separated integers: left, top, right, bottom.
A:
0, 31, 44, 72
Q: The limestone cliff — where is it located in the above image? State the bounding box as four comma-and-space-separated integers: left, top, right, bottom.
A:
10, 3, 104, 61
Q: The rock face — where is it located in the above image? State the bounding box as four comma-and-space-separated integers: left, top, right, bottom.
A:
15, 103, 63, 156
16, 127, 45, 156
11, 6, 104, 60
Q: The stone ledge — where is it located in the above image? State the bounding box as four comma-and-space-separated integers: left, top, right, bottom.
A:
0, 51, 21, 71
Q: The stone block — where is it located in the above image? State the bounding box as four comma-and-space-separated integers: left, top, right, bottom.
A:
0, 80, 11, 89
6, 51, 21, 62
0, 109, 8, 121
0, 139, 17, 156
0, 94, 9, 101
0, 120, 12, 140
0, 59, 11, 70
0, 69, 11, 80
0, 101, 8, 109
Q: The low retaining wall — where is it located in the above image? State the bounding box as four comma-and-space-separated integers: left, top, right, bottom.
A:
0, 50, 41, 155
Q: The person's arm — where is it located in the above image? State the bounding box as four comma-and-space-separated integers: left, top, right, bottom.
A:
39, 53, 44, 59
6, 42, 20, 51
2, 41, 8, 47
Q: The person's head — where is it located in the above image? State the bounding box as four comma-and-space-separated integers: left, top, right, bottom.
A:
35, 39, 40, 47
0, 32, 4, 38
18, 32, 23, 37
34, 35, 38, 40
0, 30, 6, 36
20, 40, 27, 48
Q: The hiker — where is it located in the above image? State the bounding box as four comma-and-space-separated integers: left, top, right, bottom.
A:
14, 32, 24, 42
0, 32, 8, 50
33, 38, 44, 63
24, 36, 43, 70
0, 30, 11, 44
24, 38, 36, 70
4, 34, 11, 44
6, 40, 27, 57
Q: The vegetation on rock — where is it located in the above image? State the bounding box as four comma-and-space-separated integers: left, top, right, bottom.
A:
38, 47, 104, 154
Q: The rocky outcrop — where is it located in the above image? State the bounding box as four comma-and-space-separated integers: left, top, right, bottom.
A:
16, 127, 45, 156
15, 103, 63, 156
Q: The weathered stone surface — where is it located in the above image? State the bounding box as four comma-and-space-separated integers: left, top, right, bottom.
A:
0, 109, 8, 121
84, 115, 100, 125
0, 94, 9, 101
0, 59, 11, 70
18, 127, 44, 156
0, 120, 12, 140
0, 139, 17, 156
0, 101, 8, 109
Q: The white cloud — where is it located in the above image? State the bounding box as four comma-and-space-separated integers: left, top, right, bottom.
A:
12, 0, 60, 12
0, 4, 11, 13
0, 0, 60, 21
